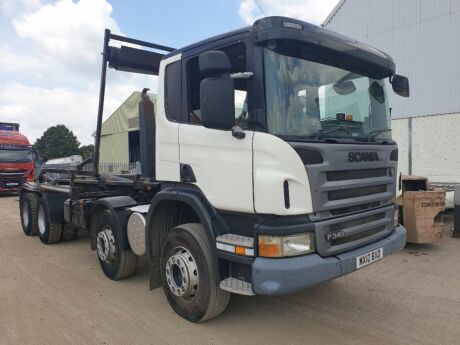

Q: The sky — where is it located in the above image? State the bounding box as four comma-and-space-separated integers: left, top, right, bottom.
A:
0, 0, 339, 145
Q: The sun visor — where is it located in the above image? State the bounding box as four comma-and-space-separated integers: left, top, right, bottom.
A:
107, 46, 163, 75
253, 16, 395, 79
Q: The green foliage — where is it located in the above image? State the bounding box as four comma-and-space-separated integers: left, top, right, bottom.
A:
79, 144, 94, 159
33, 125, 80, 159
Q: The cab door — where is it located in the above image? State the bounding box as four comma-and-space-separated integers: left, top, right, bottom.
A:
179, 43, 254, 213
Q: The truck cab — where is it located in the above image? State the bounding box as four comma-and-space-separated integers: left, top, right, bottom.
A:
19, 17, 408, 322
152, 14, 407, 294
0, 123, 34, 192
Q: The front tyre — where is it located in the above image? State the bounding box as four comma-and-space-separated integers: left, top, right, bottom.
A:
95, 210, 138, 280
160, 223, 230, 322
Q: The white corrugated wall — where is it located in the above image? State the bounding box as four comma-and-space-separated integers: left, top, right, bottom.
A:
392, 114, 460, 182
325, 0, 460, 183
324, 0, 460, 119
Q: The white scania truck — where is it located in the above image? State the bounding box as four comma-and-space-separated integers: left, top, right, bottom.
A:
19, 17, 409, 322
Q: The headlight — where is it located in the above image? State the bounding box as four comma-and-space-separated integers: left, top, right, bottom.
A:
258, 233, 315, 257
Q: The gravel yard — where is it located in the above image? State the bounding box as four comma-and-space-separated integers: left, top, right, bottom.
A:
1, 195, 459, 345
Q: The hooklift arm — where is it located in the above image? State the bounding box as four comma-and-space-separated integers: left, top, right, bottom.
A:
92, 29, 175, 174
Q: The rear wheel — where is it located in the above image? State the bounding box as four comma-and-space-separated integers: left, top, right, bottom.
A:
61, 224, 78, 241
95, 210, 138, 280
20, 193, 39, 236
160, 223, 230, 322
37, 198, 62, 244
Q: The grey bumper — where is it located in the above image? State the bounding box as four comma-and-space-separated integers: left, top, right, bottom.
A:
252, 225, 406, 295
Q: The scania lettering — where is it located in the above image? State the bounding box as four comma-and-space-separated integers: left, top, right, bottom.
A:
348, 152, 380, 162
19, 17, 408, 322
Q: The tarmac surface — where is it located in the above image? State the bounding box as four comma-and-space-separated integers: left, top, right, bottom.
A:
1, 195, 460, 345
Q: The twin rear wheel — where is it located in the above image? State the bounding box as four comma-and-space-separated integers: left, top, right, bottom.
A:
20, 193, 230, 322
20, 192, 78, 243
20, 193, 39, 236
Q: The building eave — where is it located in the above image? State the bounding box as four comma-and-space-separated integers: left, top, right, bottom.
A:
322, 0, 347, 27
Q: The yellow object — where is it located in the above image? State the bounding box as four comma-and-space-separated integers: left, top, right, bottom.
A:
258, 236, 282, 257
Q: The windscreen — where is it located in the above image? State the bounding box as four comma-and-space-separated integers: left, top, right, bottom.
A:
264, 48, 391, 141
0, 149, 32, 163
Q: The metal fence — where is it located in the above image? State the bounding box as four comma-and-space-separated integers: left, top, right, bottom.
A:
81, 162, 141, 175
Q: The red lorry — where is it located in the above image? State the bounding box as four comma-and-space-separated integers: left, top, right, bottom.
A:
0, 123, 34, 193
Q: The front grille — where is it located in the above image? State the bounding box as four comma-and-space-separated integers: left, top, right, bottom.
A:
330, 201, 381, 215
314, 206, 394, 256
327, 168, 388, 181
330, 213, 386, 232
0, 169, 27, 177
0, 169, 27, 189
328, 185, 387, 201
289, 142, 397, 256
330, 226, 386, 246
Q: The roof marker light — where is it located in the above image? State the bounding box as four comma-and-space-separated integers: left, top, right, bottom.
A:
283, 22, 303, 30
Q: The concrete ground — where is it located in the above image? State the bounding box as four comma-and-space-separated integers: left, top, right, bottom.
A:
1, 195, 459, 345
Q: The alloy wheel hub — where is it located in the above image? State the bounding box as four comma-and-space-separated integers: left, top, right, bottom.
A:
97, 226, 116, 263
166, 247, 199, 298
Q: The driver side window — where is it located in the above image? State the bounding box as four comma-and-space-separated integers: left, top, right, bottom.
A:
186, 43, 248, 127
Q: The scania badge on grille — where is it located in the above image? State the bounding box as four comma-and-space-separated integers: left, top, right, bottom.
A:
348, 152, 379, 162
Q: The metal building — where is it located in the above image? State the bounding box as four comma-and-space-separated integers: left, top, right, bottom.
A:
93, 91, 155, 173
323, 0, 460, 183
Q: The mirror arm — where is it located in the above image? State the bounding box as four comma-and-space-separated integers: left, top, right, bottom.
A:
231, 125, 246, 139
230, 72, 253, 80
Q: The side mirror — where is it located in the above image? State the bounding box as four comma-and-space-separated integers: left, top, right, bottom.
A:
200, 75, 235, 130
199, 51, 235, 130
391, 74, 410, 97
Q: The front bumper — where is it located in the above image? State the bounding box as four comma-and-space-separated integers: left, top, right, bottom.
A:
252, 225, 406, 295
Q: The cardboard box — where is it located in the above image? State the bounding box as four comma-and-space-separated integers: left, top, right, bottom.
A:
396, 191, 445, 244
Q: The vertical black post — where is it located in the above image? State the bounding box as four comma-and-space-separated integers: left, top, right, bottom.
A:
93, 28, 110, 175
454, 185, 460, 238
408, 117, 413, 175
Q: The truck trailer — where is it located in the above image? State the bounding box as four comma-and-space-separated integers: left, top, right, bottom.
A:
0, 123, 34, 193
19, 17, 409, 322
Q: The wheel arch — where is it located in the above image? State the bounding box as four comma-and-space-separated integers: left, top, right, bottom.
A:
145, 187, 218, 289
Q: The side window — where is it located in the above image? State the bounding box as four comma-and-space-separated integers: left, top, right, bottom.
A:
164, 61, 181, 122
186, 43, 248, 127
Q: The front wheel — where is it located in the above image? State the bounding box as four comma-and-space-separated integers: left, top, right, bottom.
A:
160, 223, 230, 322
95, 210, 138, 280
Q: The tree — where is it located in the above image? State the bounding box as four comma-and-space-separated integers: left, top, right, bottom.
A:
33, 125, 80, 159
79, 144, 94, 160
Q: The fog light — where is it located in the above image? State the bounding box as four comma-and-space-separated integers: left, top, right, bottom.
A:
258, 233, 315, 257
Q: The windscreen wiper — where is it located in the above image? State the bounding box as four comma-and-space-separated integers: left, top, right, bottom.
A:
312, 125, 362, 140
361, 128, 392, 141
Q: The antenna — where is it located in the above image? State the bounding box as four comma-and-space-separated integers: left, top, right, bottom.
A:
254, 0, 266, 17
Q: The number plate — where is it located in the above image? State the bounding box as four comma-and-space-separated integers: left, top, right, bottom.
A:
6, 182, 19, 187
356, 247, 383, 269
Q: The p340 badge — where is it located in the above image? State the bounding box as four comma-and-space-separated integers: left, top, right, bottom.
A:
326, 230, 346, 241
